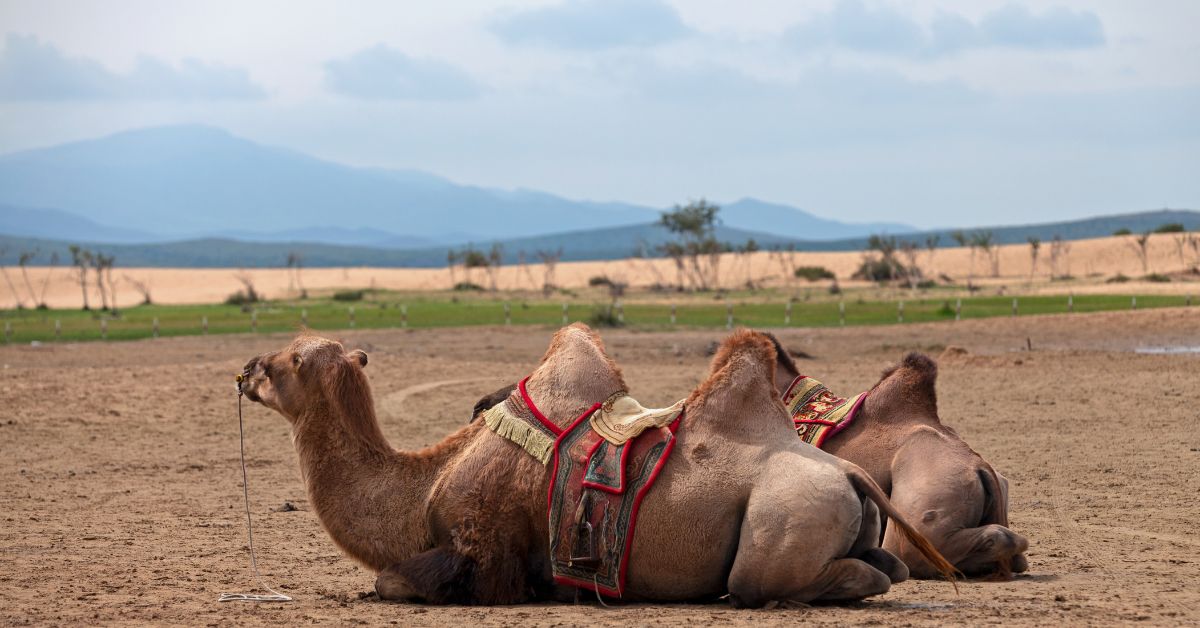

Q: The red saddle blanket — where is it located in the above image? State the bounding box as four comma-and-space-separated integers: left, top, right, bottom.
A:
547, 404, 681, 597
782, 375, 867, 448
480, 377, 681, 598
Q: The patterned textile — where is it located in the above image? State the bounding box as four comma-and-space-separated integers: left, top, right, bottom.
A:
482, 377, 681, 598
782, 375, 867, 448
548, 401, 680, 597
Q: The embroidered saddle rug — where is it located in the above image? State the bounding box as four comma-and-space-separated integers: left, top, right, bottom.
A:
479, 377, 684, 597
782, 375, 867, 448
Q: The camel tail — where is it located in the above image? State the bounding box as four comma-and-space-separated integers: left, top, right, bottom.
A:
977, 463, 1009, 528
844, 465, 960, 591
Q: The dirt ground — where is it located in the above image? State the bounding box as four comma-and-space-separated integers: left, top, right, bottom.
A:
1, 308, 1198, 626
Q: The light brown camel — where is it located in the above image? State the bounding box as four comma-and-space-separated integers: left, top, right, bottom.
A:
239, 326, 953, 606
766, 337, 1029, 579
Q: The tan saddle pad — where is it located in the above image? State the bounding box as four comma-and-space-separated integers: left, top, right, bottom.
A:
590, 394, 685, 445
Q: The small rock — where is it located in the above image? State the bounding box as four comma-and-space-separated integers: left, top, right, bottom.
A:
274, 501, 299, 512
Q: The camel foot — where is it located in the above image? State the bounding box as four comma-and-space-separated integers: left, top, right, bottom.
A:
809, 558, 892, 602
858, 547, 909, 584
375, 566, 420, 602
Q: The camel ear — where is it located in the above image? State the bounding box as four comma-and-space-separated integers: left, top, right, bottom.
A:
292, 353, 303, 370
348, 349, 369, 368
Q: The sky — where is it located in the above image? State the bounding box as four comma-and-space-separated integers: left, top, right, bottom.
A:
0, 0, 1197, 229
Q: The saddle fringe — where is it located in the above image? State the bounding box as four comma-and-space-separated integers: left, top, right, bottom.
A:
481, 404, 554, 465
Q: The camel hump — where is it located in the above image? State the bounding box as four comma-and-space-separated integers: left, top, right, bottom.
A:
872, 352, 939, 417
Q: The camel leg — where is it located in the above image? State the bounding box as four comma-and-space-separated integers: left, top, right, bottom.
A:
375, 547, 476, 604
727, 476, 892, 607
846, 497, 908, 583
856, 548, 908, 584
932, 524, 1029, 577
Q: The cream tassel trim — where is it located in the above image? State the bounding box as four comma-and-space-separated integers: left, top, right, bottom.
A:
481, 404, 554, 465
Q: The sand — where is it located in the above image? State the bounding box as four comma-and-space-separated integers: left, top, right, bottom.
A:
1, 307, 1198, 625
5, 233, 1198, 308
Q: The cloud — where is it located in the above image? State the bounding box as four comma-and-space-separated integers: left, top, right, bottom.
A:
323, 45, 481, 100
785, 1, 1105, 57
490, 0, 691, 49
0, 34, 265, 101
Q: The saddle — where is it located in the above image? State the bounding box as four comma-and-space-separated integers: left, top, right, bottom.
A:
782, 375, 867, 448
480, 377, 684, 597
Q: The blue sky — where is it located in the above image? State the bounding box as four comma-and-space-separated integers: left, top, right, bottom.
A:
0, 0, 1197, 228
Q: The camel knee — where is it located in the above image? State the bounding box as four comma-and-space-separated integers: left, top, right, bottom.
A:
857, 547, 909, 584
375, 566, 419, 602
954, 524, 1029, 577
382, 547, 476, 605
811, 558, 892, 602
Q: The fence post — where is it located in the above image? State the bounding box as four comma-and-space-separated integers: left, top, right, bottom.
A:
101, 318, 108, 340
349, 306, 356, 329
955, 298, 962, 321
616, 300, 624, 325
785, 301, 792, 326
670, 304, 677, 326
251, 310, 257, 333
898, 300, 904, 323
562, 303, 568, 325
726, 303, 733, 330
401, 304, 408, 328
4, 321, 10, 344
202, 316, 208, 335
55, 319, 61, 341
1188, 295, 1193, 307
1131, 296, 1137, 310
1068, 293, 1074, 313
839, 301, 846, 327
504, 302, 511, 326
301, 308, 307, 327
152, 317, 159, 339
1012, 298, 1018, 317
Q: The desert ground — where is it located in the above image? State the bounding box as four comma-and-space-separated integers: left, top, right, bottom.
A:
1, 308, 1198, 626
8, 232, 1199, 309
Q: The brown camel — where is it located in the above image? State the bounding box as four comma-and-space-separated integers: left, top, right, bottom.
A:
239, 326, 953, 606
766, 337, 1029, 579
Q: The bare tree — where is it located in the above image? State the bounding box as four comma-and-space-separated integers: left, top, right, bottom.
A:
1125, 231, 1151, 274
124, 274, 153, 305
92, 253, 110, 312
1048, 235, 1071, 278
446, 249, 459, 288
286, 251, 305, 296
1171, 233, 1190, 271
69, 245, 91, 310
485, 243, 503, 291
951, 230, 975, 289
37, 252, 59, 308
460, 246, 489, 288
972, 231, 999, 278
16, 250, 40, 306
103, 256, 119, 313
899, 240, 921, 289
535, 248, 562, 296
924, 235, 940, 274
1027, 237, 1041, 282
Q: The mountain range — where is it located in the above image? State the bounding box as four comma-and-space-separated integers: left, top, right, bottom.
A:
0, 125, 911, 245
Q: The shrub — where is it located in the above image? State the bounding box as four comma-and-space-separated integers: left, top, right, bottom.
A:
938, 301, 954, 316
852, 258, 906, 282
1143, 273, 1171, 283
453, 281, 484, 292
1112, 228, 1132, 236
587, 305, 623, 328
1154, 223, 1185, 233
1106, 273, 1130, 283
332, 289, 365, 301
794, 266, 836, 281
916, 279, 937, 289
588, 275, 615, 287
225, 288, 260, 305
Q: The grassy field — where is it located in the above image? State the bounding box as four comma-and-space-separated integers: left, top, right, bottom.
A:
1, 289, 1195, 344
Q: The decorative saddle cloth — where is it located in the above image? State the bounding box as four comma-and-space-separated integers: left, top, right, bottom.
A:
479, 377, 684, 597
782, 375, 867, 448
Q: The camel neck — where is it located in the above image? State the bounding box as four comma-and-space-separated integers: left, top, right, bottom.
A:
289, 399, 442, 571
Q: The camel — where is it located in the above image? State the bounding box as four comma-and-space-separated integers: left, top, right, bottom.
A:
239, 326, 954, 606
766, 336, 1029, 579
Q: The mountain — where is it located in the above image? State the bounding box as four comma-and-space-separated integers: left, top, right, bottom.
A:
0, 125, 658, 241
721, 198, 914, 239
0, 125, 912, 245
0, 204, 163, 243
2, 209, 1195, 269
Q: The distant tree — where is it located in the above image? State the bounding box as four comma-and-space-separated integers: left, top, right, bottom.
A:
485, 243, 503, 291
867, 234, 899, 281
1113, 228, 1132, 236
1027, 237, 1041, 281
16, 250, 39, 307
1125, 231, 1151, 274
0, 247, 23, 308
517, 250, 540, 290
1048, 235, 1071, 278
924, 234, 940, 271
102, 255, 118, 314
446, 250, 459, 289
535, 248, 562, 296
92, 253, 111, 312
460, 246, 489, 286
658, 199, 723, 290
286, 251, 305, 296
69, 245, 91, 310
1154, 223, 1185, 233
37, 251, 59, 309
898, 240, 922, 289
972, 231, 999, 278
124, 274, 153, 305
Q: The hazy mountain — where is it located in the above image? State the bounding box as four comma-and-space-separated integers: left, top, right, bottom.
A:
0, 125, 916, 245
721, 198, 914, 239
0, 204, 162, 243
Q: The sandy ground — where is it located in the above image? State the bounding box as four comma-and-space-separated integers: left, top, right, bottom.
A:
6, 232, 1199, 308
1, 308, 1198, 626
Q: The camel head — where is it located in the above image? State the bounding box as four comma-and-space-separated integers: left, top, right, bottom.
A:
240, 334, 370, 422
